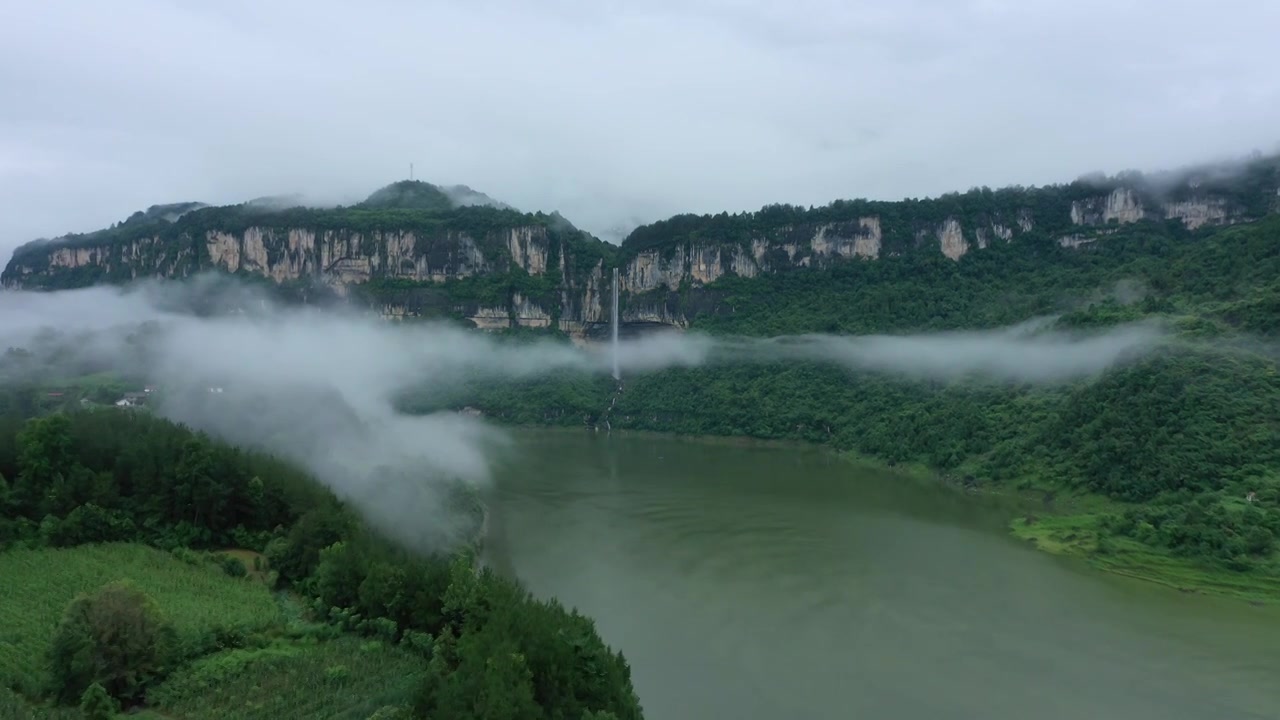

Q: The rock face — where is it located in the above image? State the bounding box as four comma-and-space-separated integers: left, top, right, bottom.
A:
1070, 188, 1148, 226
1066, 189, 1256, 232
5, 161, 1277, 334
199, 225, 548, 285
1163, 199, 1231, 230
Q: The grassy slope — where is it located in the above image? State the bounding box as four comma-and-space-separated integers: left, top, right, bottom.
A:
0, 544, 282, 699
0, 544, 426, 719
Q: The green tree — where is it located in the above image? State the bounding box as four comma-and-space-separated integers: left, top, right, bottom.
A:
313, 540, 366, 610
46, 503, 136, 546
48, 581, 173, 704
267, 506, 352, 583
440, 552, 485, 633
358, 561, 408, 620
415, 625, 540, 720
14, 413, 76, 515
172, 438, 222, 528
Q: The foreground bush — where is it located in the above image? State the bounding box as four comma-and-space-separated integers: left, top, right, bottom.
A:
49, 581, 173, 705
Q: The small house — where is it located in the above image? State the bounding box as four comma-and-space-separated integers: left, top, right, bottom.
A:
117, 392, 148, 407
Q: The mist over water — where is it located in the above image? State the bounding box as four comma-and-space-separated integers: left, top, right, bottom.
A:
0, 277, 1173, 546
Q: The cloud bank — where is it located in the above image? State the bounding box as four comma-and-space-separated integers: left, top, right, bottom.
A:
0, 279, 1171, 547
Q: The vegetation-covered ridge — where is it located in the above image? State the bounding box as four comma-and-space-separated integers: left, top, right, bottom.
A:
0, 403, 644, 718
617, 151, 1280, 257
6, 152, 1278, 339
1, 179, 616, 307
407, 212, 1280, 602
8, 181, 510, 257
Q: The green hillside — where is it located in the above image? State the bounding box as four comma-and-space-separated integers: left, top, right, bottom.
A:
423, 214, 1280, 599
0, 407, 643, 719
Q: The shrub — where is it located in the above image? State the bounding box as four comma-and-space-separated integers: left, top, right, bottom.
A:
79, 682, 119, 719
48, 581, 174, 704
47, 504, 136, 547
220, 555, 248, 578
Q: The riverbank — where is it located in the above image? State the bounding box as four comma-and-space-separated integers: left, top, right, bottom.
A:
485, 428, 1280, 719
507, 424, 1280, 605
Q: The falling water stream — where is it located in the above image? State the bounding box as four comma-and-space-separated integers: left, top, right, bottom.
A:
611, 266, 620, 382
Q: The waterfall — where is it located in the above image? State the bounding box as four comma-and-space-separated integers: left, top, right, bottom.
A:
611, 267, 620, 381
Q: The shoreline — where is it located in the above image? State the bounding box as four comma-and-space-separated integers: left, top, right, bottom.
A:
503, 423, 1279, 605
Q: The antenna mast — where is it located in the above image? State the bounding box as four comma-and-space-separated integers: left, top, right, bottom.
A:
409, 163, 414, 181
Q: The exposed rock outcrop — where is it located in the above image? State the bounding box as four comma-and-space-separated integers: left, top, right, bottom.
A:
937, 219, 968, 261
1071, 188, 1148, 226
6, 159, 1276, 335
1164, 199, 1231, 230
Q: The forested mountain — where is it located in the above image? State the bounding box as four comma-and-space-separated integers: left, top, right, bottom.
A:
4, 151, 1280, 602
5, 153, 1278, 337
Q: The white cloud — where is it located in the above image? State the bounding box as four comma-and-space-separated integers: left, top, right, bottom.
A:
0, 278, 1171, 545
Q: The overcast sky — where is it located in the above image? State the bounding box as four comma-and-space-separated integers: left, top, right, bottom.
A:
2, 0, 1277, 256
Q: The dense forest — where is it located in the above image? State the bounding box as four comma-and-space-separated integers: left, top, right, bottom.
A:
406, 213, 1280, 595
0, 399, 643, 719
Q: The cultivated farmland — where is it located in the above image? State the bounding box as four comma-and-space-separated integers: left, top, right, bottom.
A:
0, 543, 282, 698
146, 637, 425, 719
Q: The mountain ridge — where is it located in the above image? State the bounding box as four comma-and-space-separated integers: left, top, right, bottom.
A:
5, 153, 1278, 337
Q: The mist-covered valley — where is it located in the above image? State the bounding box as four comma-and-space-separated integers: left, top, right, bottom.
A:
4, 179, 1280, 719
6, 0, 1280, 716
0, 273, 1188, 550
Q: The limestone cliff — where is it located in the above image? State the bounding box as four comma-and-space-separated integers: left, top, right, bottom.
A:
5, 155, 1277, 334
605, 153, 1278, 313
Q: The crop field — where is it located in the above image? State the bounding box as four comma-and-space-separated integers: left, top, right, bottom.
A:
0, 543, 282, 698
146, 637, 425, 719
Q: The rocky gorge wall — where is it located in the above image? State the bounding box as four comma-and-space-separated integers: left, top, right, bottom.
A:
4, 175, 1276, 336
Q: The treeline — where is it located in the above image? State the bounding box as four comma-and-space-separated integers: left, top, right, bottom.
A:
0, 403, 643, 718
422, 343, 1280, 572
614, 347, 1280, 566
619, 152, 1280, 257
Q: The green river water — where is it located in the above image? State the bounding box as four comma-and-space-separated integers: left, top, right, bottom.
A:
482, 431, 1280, 720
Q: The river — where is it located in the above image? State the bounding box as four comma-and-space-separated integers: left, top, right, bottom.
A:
481, 431, 1280, 720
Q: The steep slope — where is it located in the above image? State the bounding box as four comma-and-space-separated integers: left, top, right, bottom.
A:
4, 154, 1278, 336
609, 153, 1279, 325
3, 182, 619, 334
